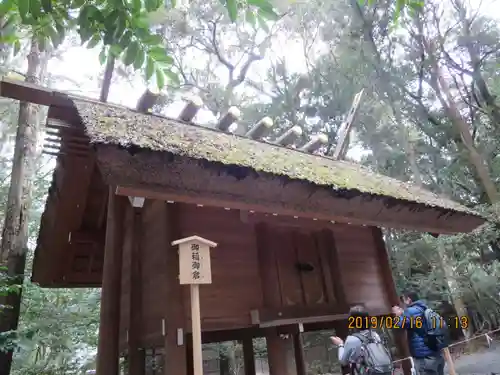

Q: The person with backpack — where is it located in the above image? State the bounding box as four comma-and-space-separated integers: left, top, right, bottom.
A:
391, 291, 448, 375
330, 305, 393, 375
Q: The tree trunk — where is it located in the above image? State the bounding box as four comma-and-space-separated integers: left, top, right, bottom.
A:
427, 43, 499, 204
0, 39, 45, 375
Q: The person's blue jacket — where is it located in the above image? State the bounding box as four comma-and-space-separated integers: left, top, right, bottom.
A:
401, 300, 440, 358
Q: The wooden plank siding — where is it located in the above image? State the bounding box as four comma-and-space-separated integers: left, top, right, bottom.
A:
118, 202, 391, 348
332, 224, 390, 313
179, 204, 263, 331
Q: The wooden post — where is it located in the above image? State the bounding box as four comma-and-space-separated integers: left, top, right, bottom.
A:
242, 336, 256, 375
442, 348, 456, 375
292, 330, 306, 375
96, 189, 126, 375
128, 207, 145, 375
372, 227, 412, 375
190, 284, 202, 375
266, 328, 289, 375
171, 235, 218, 375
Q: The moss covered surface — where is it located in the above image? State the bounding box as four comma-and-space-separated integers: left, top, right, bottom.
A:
74, 100, 478, 215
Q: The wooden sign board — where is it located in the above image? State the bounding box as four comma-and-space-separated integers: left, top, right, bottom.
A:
173, 236, 217, 285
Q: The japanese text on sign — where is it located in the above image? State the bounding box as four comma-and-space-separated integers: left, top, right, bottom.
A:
191, 243, 201, 280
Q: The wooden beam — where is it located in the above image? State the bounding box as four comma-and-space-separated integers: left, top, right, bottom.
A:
299, 133, 328, 153
217, 106, 241, 131
275, 126, 302, 146
245, 117, 273, 139
332, 89, 364, 160
250, 305, 347, 327
128, 207, 145, 375
113, 186, 461, 234
178, 96, 203, 123
96, 189, 126, 375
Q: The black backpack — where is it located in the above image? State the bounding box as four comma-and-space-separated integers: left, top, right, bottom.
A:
418, 307, 450, 351
352, 331, 393, 375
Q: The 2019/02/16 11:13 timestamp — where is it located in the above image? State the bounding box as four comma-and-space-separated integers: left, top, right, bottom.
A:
347, 316, 469, 330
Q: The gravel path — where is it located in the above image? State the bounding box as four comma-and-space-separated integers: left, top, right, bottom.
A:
446, 345, 500, 374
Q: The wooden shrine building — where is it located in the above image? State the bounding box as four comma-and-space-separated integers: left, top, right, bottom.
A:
0, 78, 485, 375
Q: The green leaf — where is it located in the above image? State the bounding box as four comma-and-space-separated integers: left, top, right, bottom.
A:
18, 0, 30, 22
79, 27, 93, 44
0, 0, 15, 17
86, 34, 101, 49
99, 47, 107, 65
256, 14, 269, 33
46, 25, 63, 48
109, 44, 123, 57
118, 30, 132, 49
113, 14, 127, 41
142, 34, 163, 46
170, 0, 177, 9
133, 48, 145, 70
132, 0, 142, 13
155, 68, 165, 90
29, 0, 42, 20
124, 41, 139, 66
145, 56, 155, 80
226, 0, 238, 22
41, 0, 52, 13
145, 0, 158, 12
257, 6, 278, 21
13, 40, 21, 56
54, 21, 66, 44
148, 46, 174, 64
245, 10, 256, 27
163, 68, 180, 86
0, 33, 18, 43
2, 15, 17, 31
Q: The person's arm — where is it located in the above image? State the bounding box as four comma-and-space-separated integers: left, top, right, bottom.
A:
393, 306, 416, 329
338, 336, 359, 366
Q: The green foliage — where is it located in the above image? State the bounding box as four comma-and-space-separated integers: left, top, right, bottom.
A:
0, 0, 279, 90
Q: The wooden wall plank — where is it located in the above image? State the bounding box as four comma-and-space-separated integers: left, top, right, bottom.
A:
333, 224, 389, 313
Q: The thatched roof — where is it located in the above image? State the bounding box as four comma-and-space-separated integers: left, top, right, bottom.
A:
74, 100, 480, 218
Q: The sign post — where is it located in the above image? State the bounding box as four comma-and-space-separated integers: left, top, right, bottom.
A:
172, 235, 218, 375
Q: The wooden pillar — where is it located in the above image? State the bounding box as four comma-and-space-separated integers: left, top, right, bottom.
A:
242, 336, 256, 375
266, 328, 289, 375
128, 207, 145, 374
163, 202, 187, 375
292, 332, 306, 375
372, 227, 412, 375
96, 188, 126, 375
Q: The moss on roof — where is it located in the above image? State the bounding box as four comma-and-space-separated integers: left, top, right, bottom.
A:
73, 100, 478, 216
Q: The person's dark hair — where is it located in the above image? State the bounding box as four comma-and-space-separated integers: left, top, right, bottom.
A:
401, 291, 419, 303
348, 305, 370, 332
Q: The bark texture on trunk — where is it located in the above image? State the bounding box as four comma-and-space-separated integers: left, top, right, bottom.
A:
0, 40, 45, 375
